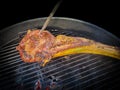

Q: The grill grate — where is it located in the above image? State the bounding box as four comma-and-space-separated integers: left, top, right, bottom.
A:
0, 29, 120, 90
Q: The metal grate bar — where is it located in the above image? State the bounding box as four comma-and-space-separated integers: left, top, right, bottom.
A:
43, 55, 100, 80
0, 63, 38, 87
41, 54, 86, 71
21, 73, 38, 83
57, 58, 110, 83
0, 55, 20, 63
0, 53, 80, 74
0, 63, 37, 80
0, 49, 17, 56
0, 43, 18, 51
0, 55, 87, 85
7, 54, 91, 88
0, 47, 16, 53
0, 37, 19, 48
21, 63, 44, 89
1, 69, 37, 84
63, 61, 113, 89
22, 76, 39, 86
87, 67, 120, 89
70, 66, 120, 90
42, 54, 93, 76
44, 57, 112, 86
54, 56, 103, 79
0, 55, 19, 63
0, 62, 35, 76
16, 57, 68, 81
3, 64, 34, 77
0, 58, 22, 68
8, 56, 73, 87
90, 73, 120, 90
65, 61, 120, 90
1, 62, 35, 74
22, 73, 39, 83
0, 72, 37, 87
9, 55, 92, 87
22, 55, 90, 87
68, 69, 119, 90
81, 63, 120, 88
18, 63, 39, 83
22, 69, 38, 79
0, 51, 18, 59
0, 60, 22, 73
49, 54, 86, 66
20, 63, 42, 90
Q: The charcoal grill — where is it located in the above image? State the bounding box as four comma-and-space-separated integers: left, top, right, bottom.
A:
0, 17, 120, 90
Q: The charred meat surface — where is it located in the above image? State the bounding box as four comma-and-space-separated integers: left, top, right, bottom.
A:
16, 30, 120, 66
16, 30, 55, 63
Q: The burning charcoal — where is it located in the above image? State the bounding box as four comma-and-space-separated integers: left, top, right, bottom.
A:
34, 80, 42, 90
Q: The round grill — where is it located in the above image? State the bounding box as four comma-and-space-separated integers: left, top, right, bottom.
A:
0, 17, 120, 90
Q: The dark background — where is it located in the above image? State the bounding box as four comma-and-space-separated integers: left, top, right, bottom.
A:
0, 0, 119, 38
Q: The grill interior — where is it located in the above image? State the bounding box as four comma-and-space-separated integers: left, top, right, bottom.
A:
0, 18, 120, 90
0, 29, 120, 90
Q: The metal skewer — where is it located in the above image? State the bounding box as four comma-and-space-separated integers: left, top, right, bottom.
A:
40, 0, 62, 32
39, 0, 62, 66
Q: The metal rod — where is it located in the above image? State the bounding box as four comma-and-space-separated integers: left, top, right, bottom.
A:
40, 0, 62, 31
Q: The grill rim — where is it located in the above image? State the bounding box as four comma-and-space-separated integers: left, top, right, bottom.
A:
0, 17, 120, 48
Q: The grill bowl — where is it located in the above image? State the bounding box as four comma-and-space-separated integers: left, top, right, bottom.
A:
0, 17, 120, 90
